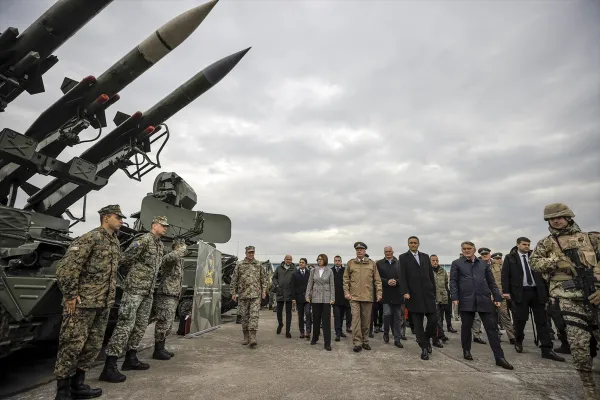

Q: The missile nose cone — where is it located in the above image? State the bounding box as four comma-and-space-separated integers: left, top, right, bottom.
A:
139, 0, 219, 64
204, 46, 251, 86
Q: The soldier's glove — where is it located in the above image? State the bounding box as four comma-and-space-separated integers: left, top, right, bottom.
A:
588, 291, 600, 306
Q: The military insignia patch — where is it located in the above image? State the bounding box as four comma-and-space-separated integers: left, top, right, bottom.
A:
205, 253, 215, 286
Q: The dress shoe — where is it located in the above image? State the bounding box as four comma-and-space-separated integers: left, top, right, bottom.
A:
420, 348, 429, 360
310, 340, 317, 345
509, 338, 516, 345
340, 332, 347, 338
276, 324, 283, 334
362, 344, 371, 350
299, 333, 305, 339
433, 340, 444, 348
514, 342, 523, 353
394, 341, 404, 348
346, 328, 352, 333
474, 337, 487, 345
463, 350, 473, 360
542, 349, 565, 362
335, 336, 340, 342
400, 335, 408, 341
383, 333, 389, 343
447, 327, 458, 333
495, 358, 514, 370
554, 341, 571, 354
427, 343, 433, 354
353, 346, 362, 352
441, 336, 449, 343
324, 345, 332, 351
374, 326, 381, 333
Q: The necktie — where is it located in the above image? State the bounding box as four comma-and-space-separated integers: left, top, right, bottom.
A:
523, 255, 533, 285
301, 270, 304, 275
336, 267, 340, 273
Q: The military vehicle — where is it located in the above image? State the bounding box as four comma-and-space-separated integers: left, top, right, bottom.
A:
0, 0, 249, 358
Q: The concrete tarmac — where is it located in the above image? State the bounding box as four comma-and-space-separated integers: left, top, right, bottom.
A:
7, 309, 600, 399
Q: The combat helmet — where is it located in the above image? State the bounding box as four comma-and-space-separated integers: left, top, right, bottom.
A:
543, 203, 575, 221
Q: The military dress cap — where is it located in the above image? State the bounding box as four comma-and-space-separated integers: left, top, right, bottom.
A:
478, 247, 491, 255
245, 245, 255, 251
354, 241, 367, 250
152, 216, 169, 226
98, 204, 126, 218
491, 252, 503, 259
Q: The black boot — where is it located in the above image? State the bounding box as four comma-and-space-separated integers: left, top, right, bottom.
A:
542, 348, 566, 362
152, 340, 171, 360
121, 350, 150, 371
55, 378, 72, 400
99, 355, 126, 383
70, 369, 102, 399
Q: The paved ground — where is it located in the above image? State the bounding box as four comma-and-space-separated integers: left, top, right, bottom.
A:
4, 310, 600, 399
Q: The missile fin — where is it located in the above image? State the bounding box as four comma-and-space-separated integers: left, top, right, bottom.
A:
113, 111, 131, 126
60, 77, 79, 94
23, 64, 46, 95
91, 109, 107, 129
20, 181, 40, 197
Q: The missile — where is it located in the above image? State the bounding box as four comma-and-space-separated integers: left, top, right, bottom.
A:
0, 0, 219, 199
23, 47, 251, 216
0, 0, 114, 111
22, 0, 219, 141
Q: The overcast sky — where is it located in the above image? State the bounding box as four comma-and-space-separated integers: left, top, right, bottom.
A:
1, 0, 599, 264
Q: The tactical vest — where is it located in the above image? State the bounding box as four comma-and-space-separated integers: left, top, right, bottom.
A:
550, 232, 600, 281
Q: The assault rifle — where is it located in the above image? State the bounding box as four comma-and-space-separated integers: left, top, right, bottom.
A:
563, 248, 597, 308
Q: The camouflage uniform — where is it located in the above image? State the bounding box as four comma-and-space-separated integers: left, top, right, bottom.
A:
491, 254, 515, 341
530, 204, 600, 372
149, 242, 187, 359
231, 247, 267, 347
53, 205, 123, 398
105, 225, 167, 358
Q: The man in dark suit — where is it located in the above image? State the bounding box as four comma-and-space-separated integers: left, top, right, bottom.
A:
377, 246, 404, 348
332, 255, 351, 341
399, 236, 440, 360
501, 237, 564, 362
291, 258, 311, 339
450, 241, 513, 369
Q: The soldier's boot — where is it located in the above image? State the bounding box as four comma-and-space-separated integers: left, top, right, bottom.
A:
249, 330, 257, 348
70, 369, 102, 399
152, 340, 171, 360
55, 378, 72, 400
554, 339, 571, 354
242, 330, 249, 345
121, 350, 150, 371
98, 356, 126, 383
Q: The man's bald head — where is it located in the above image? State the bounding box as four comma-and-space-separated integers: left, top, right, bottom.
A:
284, 255, 292, 265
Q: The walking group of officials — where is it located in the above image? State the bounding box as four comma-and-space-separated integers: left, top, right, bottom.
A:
231, 203, 600, 378
50, 201, 600, 400
52, 205, 188, 400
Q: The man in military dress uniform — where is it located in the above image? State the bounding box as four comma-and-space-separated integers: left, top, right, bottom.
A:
149, 239, 187, 360
490, 252, 516, 344
100, 216, 169, 383
53, 205, 124, 400
343, 242, 382, 352
530, 203, 600, 377
231, 245, 267, 348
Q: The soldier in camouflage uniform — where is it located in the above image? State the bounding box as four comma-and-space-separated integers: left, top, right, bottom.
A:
100, 216, 169, 383
530, 203, 600, 377
53, 205, 124, 400
231, 245, 267, 348
149, 239, 187, 360
491, 252, 516, 344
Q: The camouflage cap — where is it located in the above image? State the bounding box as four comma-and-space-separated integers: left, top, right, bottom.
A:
544, 203, 575, 221
245, 245, 255, 252
152, 216, 169, 226
98, 204, 126, 218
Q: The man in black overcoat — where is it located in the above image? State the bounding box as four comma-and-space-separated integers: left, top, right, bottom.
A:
399, 236, 440, 360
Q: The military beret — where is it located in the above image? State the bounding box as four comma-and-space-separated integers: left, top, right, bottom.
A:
152, 216, 169, 226
354, 241, 367, 250
98, 204, 126, 218
478, 247, 491, 255
491, 252, 503, 259
245, 245, 255, 251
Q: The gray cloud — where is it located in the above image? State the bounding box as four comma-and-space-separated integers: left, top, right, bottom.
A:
1, 0, 599, 264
